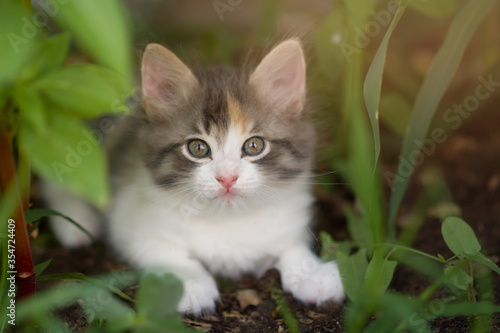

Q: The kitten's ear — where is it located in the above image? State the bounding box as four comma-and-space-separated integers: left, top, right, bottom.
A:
141, 43, 197, 118
250, 39, 306, 117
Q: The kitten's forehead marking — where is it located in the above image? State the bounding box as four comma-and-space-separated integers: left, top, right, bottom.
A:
227, 95, 248, 133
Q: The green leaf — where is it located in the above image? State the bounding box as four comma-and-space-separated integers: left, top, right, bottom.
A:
409, 0, 456, 18
388, 0, 496, 226
320, 232, 352, 261
345, 208, 374, 251
34, 259, 52, 278
444, 265, 473, 295
34, 64, 131, 118
442, 217, 481, 256
52, 0, 133, 83
0, 0, 33, 86
364, 250, 397, 297
136, 273, 184, 319
12, 86, 47, 135
337, 248, 368, 302
24, 208, 96, 244
467, 252, 500, 275
81, 287, 135, 330
20, 113, 110, 208
19, 33, 71, 82
439, 302, 500, 317
363, 0, 408, 168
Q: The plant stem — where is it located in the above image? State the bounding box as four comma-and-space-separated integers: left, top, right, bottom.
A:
384, 243, 444, 263
0, 132, 35, 299
18, 149, 31, 211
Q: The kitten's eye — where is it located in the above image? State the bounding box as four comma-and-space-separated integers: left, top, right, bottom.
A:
187, 139, 211, 158
243, 137, 265, 156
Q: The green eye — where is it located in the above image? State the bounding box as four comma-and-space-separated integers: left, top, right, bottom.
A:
243, 137, 265, 156
187, 139, 210, 158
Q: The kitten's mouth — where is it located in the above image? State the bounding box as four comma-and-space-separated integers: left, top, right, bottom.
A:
219, 189, 238, 200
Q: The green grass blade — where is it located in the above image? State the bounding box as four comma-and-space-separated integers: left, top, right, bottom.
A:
387, 0, 496, 229
34, 259, 52, 277
363, 0, 408, 168
38, 272, 136, 303
472, 266, 494, 333
24, 208, 97, 244
271, 286, 300, 333
340, 0, 385, 246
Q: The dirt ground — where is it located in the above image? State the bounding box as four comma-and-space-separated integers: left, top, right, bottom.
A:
31, 112, 500, 332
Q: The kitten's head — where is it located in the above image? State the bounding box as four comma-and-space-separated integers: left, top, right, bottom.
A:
139, 39, 314, 210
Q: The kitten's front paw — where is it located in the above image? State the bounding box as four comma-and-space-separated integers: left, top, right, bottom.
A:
282, 260, 344, 306
177, 275, 220, 315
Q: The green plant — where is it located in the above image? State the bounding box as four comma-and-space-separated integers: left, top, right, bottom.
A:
16, 271, 191, 333
0, 0, 132, 329
315, 0, 500, 331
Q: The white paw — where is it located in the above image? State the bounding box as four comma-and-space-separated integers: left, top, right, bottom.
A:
281, 260, 345, 306
177, 275, 220, 315
43, 181, 100, 248
50, 217, 96, 248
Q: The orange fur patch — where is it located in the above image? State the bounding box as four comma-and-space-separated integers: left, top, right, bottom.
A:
227, 95, 248, 132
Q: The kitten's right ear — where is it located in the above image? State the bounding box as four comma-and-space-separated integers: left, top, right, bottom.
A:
250, 39, 306, 118
141, 44, 197, 118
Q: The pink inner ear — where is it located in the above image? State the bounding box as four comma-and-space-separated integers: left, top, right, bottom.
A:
283, 63, 305, 95
268, 52, 305, 103
142, 61, 171, 101
251, 40, 306, 114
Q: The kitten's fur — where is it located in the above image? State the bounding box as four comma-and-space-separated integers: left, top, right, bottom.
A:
46, 39, 345, 314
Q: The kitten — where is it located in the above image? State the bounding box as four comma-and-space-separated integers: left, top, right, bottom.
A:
46, 39, 345, 314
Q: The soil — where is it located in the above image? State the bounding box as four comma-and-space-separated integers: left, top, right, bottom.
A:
30, 112, 500, 332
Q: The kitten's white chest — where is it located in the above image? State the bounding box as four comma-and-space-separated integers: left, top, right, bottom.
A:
184, 190, 313, 278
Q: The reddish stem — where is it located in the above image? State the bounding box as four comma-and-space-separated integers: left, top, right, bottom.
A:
0, 132, 35, 299
18, 149, 30, 211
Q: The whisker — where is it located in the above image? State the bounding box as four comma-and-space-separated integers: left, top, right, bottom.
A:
266, 181, 347, 186
304, 169, 347, 178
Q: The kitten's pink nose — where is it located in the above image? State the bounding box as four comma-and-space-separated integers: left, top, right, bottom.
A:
216, 175, 238, 191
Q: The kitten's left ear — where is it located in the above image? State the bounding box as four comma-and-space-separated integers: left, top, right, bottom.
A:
250, 39, 306, 117
141, 43, 197, 119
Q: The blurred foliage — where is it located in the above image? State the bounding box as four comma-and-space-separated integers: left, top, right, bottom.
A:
1, 0, 133, 331
15, 271, 191, 333
0, 0, 133, 207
